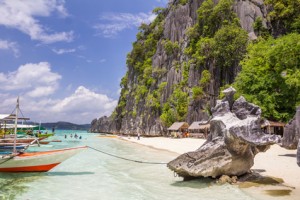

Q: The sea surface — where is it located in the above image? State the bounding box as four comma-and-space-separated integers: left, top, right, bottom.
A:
0, 130, 257, 200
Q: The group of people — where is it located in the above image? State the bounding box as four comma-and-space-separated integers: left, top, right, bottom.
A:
64, 133, 82, 139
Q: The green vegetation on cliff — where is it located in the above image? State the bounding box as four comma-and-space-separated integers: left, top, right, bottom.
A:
265, 0, 300, 34
185, 0, 248, 83
114, 7, 166, 120
110, 0, 300, 133
232, 0, 300, 122
234, 33, 300, 121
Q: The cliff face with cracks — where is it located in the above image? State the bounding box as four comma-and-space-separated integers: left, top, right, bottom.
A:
90, 0, 281, 135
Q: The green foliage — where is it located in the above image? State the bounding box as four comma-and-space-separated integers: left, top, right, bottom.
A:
120, 72, 128, 89
253, 17, 269, 38
146, 92, 161, 111
187, 37, 214, 65
160, 103, 177, 127
197, 0, 238, 37
152, 7, 165, 15
179, 0, 188, 5
192, 86, 204, 100
185, 0, 247, 80
212, 24, 248, 68
135, 85, 148, 103
181, 62, 190, 86
160, 87, 189, 126
234, 33, 300, 121
265, 0, 300, 34
199, 70, 211, 88
152, 68, 167, 79
163, 39, 179, 56
132, 107, 137, 117
158, 81, 167, 93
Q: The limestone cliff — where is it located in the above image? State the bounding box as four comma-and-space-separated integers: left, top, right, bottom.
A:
91, 0, 284, 135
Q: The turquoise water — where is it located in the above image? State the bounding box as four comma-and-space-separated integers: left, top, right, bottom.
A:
0, 131, 256, 200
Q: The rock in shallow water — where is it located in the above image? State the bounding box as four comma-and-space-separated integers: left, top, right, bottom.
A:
167, 88, 281, 178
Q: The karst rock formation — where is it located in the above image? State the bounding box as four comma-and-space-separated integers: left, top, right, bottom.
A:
168, 87, 281, 178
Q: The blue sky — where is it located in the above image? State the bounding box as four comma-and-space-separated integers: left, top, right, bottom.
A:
0, 0, 168, 124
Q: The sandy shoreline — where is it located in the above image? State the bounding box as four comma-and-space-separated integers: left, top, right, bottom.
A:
118, 136, 299, 200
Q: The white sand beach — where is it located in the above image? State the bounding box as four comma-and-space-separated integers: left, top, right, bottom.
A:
120, 136, 300, 200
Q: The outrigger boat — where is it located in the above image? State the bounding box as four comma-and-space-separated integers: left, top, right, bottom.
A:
0, 146, 86, 172
0, 98, 86, 172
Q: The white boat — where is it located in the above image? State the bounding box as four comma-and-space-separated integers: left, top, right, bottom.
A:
0, 98, 87, 172
0, 146, 86, 172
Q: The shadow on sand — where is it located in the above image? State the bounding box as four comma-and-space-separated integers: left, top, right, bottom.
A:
278, 154, 296, 158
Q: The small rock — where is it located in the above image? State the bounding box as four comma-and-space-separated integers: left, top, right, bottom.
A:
217, 175, 238, 184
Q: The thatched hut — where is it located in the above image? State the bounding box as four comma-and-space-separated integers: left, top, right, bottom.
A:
188, 121, 210, 138
167, 122, 189, 138
262, 120, 286, 136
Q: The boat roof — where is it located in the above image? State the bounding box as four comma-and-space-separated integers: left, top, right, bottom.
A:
0, 114, 30, 121
4, 124, 39, 129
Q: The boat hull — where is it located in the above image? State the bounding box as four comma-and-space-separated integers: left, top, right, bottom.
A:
0, 146, 87, 172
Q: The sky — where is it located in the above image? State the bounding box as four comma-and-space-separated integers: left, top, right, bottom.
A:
0, 0, 168, 124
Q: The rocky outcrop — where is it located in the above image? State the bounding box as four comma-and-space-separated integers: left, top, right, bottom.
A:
91, 0, 274, 135
297, 139, 300, 167
167, 88, 280, 178
234, 0, 268, 39
282, 106, 300, 149
90, 116, 111, 133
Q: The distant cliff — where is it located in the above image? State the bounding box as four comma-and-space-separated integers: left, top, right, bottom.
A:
42, 121, 90, 131
91, 0, 299, 135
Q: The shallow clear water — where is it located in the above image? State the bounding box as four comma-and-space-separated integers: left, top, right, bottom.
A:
0, 131, 256, 200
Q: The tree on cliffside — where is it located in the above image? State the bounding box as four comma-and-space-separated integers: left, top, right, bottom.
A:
265, 0, 300, 35
234, 33, 300, 122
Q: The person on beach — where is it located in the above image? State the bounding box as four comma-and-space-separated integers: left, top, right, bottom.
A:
65, 135, 67, 139
137, 133, 140, 140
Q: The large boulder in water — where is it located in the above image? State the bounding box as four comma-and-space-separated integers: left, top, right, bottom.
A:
167, 88, 281, 178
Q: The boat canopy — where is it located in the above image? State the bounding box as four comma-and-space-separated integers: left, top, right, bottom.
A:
0, 113, 30, 121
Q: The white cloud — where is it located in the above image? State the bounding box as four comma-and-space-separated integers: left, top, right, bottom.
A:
26, 86, 57, 98
0, 62, 61, 95
0, 0, 73, 43
94, 12, 156, 38
0, 61, 117, 124
0, 86, 117, 124
52, 86, 117, 113
52, 48, 76, 55
0, 39, 19, 57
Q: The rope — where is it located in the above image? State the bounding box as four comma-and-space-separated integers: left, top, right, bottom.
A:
87, 146, 168, 165
0, 153, 18, 166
